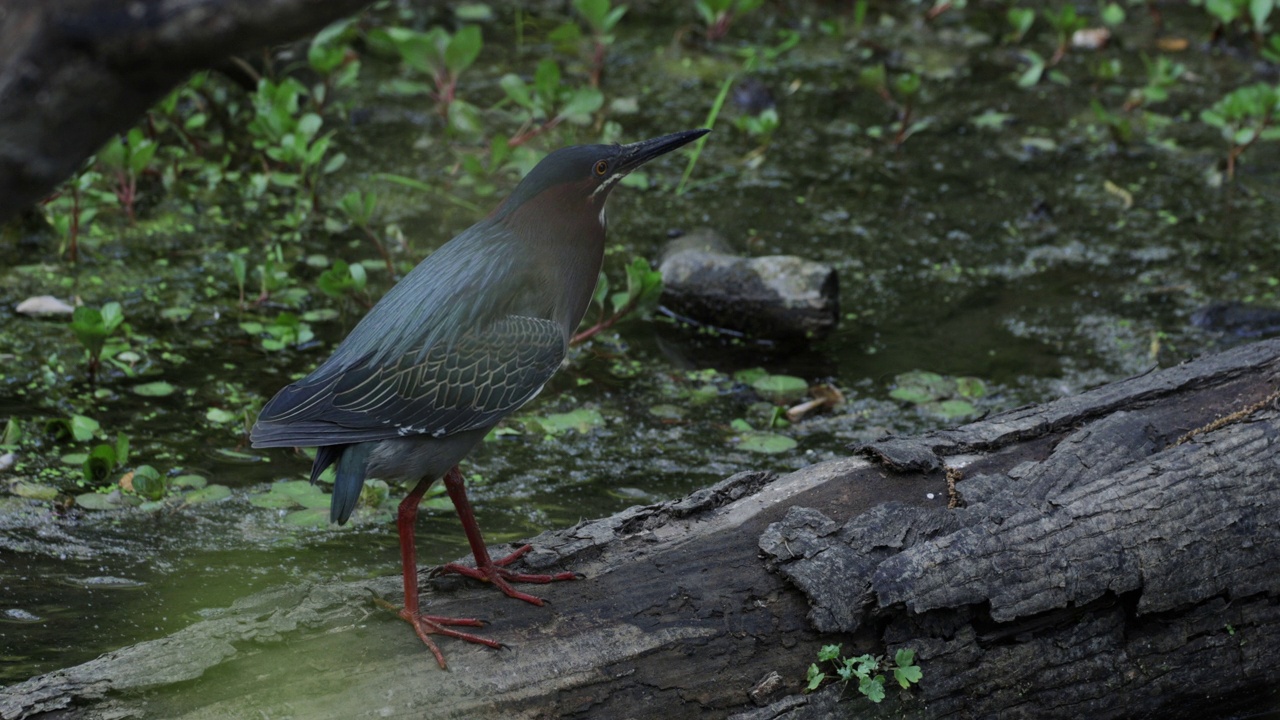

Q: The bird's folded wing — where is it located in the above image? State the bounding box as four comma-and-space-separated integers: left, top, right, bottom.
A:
250, 315, 565, 447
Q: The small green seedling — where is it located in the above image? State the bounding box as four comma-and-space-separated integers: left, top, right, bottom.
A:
316, 258, 369, 304
1128, 53, 1185, 109
96, 127, 158, 225
246, 78, 347, 202
130, 464, 168, 501
337, 190, 395, 277
1006, 7, 1035, 43
239, 312, 315, 352
82, 433, 130, 487
1042, 5, 1087, 65
307, 17, 361, 107
376, 25, 483, 131
858, 65, 926, 146
806, 644, 922, 703
1200, 82, 1280, 180
500, 59, 604, 146
735, 107, 779, 145
694, 0, 764, 42
550, 0, 628, 87
70, 302, 125, 382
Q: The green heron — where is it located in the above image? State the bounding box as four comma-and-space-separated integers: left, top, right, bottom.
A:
250, 128, 709, 667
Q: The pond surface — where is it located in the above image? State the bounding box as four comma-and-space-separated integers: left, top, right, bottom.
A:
3, 0, 1280, 685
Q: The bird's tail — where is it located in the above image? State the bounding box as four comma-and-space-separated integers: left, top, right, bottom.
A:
310, 443, 370, 525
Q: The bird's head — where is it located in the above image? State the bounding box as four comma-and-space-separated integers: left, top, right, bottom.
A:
495, 129, 709, 221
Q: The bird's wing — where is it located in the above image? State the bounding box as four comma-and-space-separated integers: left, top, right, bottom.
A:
250, 314, 565, 447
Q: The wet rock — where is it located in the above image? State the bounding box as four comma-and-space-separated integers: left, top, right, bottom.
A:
15, 295, 74, 316
658, 230, 839, 343
1191, 302, 1280, 338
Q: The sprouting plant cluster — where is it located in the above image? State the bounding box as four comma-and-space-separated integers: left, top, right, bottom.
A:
806, 644, 922, 704
801, 0, 1280, 178
992, 0, 1280, 179
38, 0, 718, 383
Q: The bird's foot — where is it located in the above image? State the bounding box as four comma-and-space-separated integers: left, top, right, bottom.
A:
433, 544, 580, 606
371, 593, 502, 669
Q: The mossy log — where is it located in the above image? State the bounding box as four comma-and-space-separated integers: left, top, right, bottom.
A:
3, 338, 1279, 720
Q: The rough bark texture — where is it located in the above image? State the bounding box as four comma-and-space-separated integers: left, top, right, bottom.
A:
2, 339, 1279, 719
0, 0, 372, 225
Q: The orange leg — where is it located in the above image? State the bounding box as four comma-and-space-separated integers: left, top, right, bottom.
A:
391, 475, 501, 668
433, 466, 579, 605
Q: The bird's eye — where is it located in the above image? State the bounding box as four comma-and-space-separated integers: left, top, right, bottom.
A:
594, 160, 608, 176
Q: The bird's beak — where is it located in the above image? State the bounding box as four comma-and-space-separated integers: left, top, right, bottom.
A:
616, 128, 711, 175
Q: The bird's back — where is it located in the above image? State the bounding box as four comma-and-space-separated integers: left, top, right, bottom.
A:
251, 220, 567, 450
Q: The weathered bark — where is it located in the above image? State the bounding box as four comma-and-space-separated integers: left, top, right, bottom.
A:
2, 339, 1279, 720
0, 0, 374, 225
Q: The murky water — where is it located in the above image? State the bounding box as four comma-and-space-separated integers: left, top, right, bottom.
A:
3, 1, 1279, 684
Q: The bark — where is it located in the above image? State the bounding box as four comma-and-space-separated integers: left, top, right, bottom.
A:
0, 0, 373, 225
2, 338, 1279, 720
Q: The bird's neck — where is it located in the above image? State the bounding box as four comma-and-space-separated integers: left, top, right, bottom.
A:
504, 186, 607, 336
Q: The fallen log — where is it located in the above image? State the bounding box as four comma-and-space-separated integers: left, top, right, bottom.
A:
2, 338, 1278, 719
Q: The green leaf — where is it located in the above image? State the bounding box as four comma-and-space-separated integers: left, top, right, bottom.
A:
603, 5, 628, 30
534, 59, 562, 108
2, 418, 23, 447
98, 136, 126, 171
858, 65, 887, 92
500, 74, 535, 110
805, 664, 825, 691
309, 17, 355, 73
172, 474, 207, 490
445, 25, 483, 74
1007, 7, 1035, 38
70, 415, 100, 442
447, 99, 484, 137
185, 484, 232, 504
817, 644, 842, 662
129, 141, 158, 176
549, 22, 584, 52
736, 432, 797, 454
575, 0, 609, 26
894, 662, 923, 688
76, 492, 123, 511
1251, 0, 1274, 31
859, 674, 886, 703
530, 408, 605, 436
82, 444, 117, 485
284, 507, 330, 527
894, 72, 921, 98
114, 430, 129, 466
100, 302, 124, 333
751, 374, 809, 403
132, 465, 168, 501
1206, 0, 1242, 24
12, 481, 59, 501
133, 381, 176, 397
559, 88, 604, 123
1101, 2, 1125, 26
206, 407, 237, 424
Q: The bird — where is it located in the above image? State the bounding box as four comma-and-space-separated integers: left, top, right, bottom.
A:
250, 128, 710, 668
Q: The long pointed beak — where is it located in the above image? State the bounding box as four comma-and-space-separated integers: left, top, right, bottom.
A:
616, 128, 710, 174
